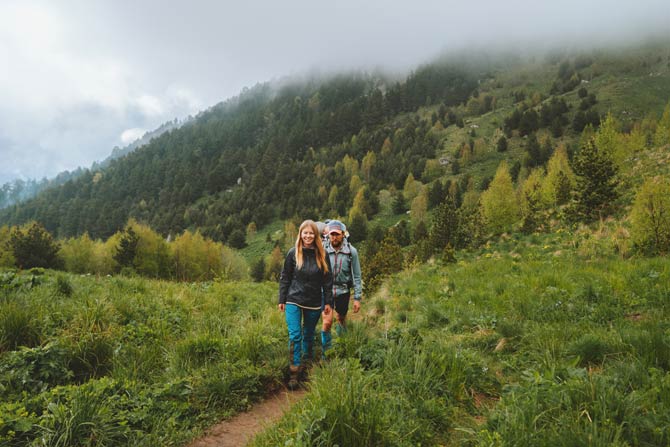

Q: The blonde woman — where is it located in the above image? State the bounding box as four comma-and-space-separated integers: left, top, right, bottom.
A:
278, 220, 333, 389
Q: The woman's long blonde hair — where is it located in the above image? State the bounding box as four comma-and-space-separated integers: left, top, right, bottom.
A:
295, 220, 328, 272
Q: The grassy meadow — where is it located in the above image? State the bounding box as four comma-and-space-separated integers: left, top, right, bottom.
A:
0, 272, 286, 446
252, 232, 670, 446
2, 228, 668, 446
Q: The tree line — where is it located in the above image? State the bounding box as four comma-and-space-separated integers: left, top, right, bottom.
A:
0, 61, 482, 244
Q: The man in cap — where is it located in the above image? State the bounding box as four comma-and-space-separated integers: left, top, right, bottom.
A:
321, 219, 362, 358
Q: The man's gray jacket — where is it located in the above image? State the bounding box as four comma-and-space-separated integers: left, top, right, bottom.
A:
324, 240, 362, 301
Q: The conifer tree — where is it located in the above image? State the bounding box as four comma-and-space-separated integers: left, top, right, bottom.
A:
430, 197, 460, 250
524, 134, 543, 168
427, 180, 444, 208
113, 226, 139, 271
9, 222, 63, 269
347, 207, 368, 243
519, 169, 545, 233
362, 234, 403, 292
392, 190, 406, 215
595, 113, 626, 167
496, 136, 508, 152
572, 139, 619, 221
251, 258, 266, 282
542, 144, 576, 206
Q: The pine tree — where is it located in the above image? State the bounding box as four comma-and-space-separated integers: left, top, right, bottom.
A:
496, 136, 508, 152
9, 222, 63, 269
113, 225, 139, 271
542, 144, 576, 206
572, 139, 619, 221
392, 190, 407, 214
430, 197, 460, 250
251, 258, 266, 282
347, 207, 368, 243
519, 169, 545, 233
362, 234, 403, 292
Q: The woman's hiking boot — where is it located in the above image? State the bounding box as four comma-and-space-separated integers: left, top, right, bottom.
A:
287, 365, 300, 390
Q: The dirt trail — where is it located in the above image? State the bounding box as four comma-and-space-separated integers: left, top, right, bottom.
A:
187, 388, 307, 447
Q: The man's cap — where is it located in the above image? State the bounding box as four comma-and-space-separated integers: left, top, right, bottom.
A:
327, 219, 345, 235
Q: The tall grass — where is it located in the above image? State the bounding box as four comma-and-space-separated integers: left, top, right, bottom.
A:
0, 271, 283, 446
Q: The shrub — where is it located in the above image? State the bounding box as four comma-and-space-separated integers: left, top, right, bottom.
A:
53, 275, 73, 297
0, 343, 72, 397
0, 303, 42, 352
8, 222, 63, 270
67, 332, 115, 382
630, 176, 670, 254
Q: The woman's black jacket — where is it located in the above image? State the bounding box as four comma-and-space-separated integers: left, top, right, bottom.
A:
278, 247, 333, 309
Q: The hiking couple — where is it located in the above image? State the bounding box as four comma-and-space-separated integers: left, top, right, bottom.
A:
277, 219, 362, 390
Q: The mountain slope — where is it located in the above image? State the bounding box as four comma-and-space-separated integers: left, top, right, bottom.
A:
0, 42, 669, 244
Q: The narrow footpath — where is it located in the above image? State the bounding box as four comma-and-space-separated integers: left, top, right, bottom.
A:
187, 389, 307, 447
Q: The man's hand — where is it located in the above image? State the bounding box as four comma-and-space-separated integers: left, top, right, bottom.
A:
323, 304, 332, 316
353, 300, 361, 313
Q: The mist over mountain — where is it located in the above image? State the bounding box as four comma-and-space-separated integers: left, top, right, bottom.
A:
1, 39, 669, 247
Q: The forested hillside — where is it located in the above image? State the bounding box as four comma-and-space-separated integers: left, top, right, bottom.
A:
0, 59, 480, 242
1, 42, 669, 281
2, 40, 670, 447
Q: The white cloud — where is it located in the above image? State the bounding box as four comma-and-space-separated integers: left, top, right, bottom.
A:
121, 128, 146, 145
135, 95, 164, 117
1, 0, 669, 185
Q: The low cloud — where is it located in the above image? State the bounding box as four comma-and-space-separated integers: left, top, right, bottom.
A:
121, 128, 146, 145
1, 0, 669, 184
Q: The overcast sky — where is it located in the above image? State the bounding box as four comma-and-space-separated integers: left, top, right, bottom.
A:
1, 0, 669, 185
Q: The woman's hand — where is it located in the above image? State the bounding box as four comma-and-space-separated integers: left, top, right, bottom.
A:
323, 304, 332, 316
278, 303, 285, 312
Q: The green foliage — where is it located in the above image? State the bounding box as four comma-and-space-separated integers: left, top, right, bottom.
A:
113, 225, 139, 271
0, 343, 72, 396
430, 197, 460, 251
519, 168, 546, 233
227, 228, 247, 249
131, 221, 172, 278
53, 275, 73, 297
172, 230, 222, 281
571, 139, 619, 221
0, 271, 283, 446
496, 135, 508, 152
362, 234, 404, 292
9, 222, 63, 270
0, 225, 16, 267
347, 206, 368, 243
542, 144, 575, 207
0, 302, 42, 352
251, 257, 266, 282
629, 176, 670, 254
59, 233, 98, 274
480, 161, 520, 234
653, 101, 670, 146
